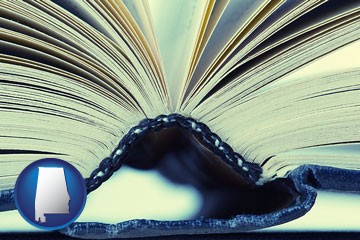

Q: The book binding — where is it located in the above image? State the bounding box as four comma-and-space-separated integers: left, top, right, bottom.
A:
86, 114, 263, 193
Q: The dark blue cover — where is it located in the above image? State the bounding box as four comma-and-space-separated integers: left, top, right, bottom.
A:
1, 165, 359, 239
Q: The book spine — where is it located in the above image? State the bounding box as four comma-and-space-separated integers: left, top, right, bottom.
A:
85, 114, 263, 193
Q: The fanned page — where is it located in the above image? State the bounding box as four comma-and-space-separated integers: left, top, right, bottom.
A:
148, 0, 213, 108
0, 0, 360, 226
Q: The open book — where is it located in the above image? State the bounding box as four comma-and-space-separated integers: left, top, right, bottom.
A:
0, 0, 359, 238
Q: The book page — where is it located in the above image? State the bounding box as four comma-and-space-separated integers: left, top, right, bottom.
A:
122, 0, 154, 43
187, 0, 270, 95
181, 0, 286, 111
263, 40, 360, 90
194, 13, 360, 117
0, 0, 162, 190
205, 0, 324, 90
0, 60, 138, 189
264, 144, 360, 179
247, 0, 360, 62
148, 0, 210, 110
193, 0, 229, 64
121, 0, 165, 90
185, 0, 217, 99
122, 0, 163, 63
191, 38, 360, 179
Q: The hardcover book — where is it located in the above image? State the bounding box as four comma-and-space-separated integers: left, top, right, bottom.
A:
0, 0, 359, 238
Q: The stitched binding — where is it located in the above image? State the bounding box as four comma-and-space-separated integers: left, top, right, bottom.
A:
85, 114, 263, 193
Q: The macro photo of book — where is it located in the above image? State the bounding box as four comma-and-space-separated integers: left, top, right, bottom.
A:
0, 0, 359, 238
